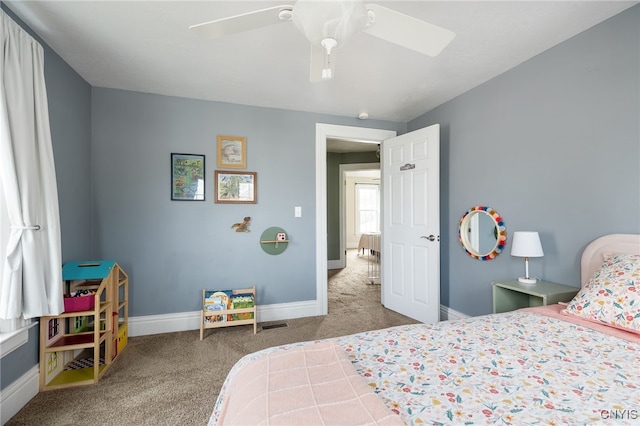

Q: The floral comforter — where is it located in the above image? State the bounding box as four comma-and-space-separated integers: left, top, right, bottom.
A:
211, 311, 640, 425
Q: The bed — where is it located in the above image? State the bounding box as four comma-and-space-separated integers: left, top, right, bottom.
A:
358, 232, 381, 256
210, 234, 640, 425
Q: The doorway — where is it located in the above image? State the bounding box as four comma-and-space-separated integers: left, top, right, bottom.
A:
338, 164, 381, 270
315, 124, 397, 316
327, 166, 382, 311
317, 123, 441, 323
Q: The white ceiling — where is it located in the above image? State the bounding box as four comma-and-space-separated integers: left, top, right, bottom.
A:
6, 1, 637, 123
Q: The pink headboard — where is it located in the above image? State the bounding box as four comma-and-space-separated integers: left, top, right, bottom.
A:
580, 234, 640, 287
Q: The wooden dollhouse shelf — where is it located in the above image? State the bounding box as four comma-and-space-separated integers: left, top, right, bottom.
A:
39, 261, 128, 391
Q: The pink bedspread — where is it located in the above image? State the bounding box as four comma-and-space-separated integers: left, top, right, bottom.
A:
215, 340, 403, 425
212, 306, 640, 425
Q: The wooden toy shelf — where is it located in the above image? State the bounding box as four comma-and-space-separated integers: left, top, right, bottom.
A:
200, 286, 257, 340
69, 264, 129, 358
39, 280, 112, 391
39, 261, 128, 391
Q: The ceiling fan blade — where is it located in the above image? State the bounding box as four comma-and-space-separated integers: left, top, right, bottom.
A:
364, 4, 455, 57
189, 5, 293, 38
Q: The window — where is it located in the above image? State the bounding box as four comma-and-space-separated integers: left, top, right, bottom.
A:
1, 11, 48, 355
0, 182, 19, 332
356, 183, 380, 234
0, 184, 31, 356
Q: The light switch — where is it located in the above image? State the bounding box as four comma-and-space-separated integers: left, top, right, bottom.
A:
295, 206, 302, 217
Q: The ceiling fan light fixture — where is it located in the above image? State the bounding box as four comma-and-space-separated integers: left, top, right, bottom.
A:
321, 37, 337, 54
320, 37, 337, 80
292, 0, 368, 49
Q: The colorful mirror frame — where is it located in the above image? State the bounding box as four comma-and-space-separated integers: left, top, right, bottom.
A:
458, 205, 507, 261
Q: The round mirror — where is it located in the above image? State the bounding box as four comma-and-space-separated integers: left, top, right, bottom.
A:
458, 206, 507, 260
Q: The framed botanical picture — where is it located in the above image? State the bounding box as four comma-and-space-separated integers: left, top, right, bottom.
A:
215, 171, 256, 204
217, 135, 246, 169
171, 153, 205, 201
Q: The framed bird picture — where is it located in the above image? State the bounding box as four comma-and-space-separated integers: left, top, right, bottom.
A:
214, 171, 256, 204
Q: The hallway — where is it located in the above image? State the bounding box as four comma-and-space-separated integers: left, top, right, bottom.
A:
328, 249, 381, 313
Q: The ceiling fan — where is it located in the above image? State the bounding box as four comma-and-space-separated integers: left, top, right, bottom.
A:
190, 0, 455, 82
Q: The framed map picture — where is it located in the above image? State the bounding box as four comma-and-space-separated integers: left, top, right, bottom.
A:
171, 153, 205, 201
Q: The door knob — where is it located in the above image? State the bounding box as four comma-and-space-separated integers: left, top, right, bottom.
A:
421, 235, 438, 242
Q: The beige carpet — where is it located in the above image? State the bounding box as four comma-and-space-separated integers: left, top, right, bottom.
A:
7, 250, 417, 426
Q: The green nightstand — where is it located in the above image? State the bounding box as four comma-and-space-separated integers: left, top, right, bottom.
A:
492, 279, 579, 314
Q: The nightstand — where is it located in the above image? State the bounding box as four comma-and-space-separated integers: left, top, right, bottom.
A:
492, 279, 579, 314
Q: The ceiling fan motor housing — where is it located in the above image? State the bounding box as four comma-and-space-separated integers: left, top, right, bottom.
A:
292, 0, 369, 49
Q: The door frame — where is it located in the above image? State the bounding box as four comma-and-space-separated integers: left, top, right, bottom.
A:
315, 124, 397, 315
333, 163, 381, 270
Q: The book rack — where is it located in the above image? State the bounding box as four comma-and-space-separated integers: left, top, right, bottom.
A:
200, 286, 257, 340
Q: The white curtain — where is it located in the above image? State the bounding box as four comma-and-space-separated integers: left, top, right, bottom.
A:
0, 10, 63, 322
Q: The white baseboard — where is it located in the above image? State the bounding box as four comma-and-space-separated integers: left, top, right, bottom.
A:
128, 301, 470, 337
440, 305, 469, 321
1, 365, 39, 425
128, 300, 320, 337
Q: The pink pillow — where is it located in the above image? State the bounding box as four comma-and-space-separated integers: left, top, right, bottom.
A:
563, 254, 640, 334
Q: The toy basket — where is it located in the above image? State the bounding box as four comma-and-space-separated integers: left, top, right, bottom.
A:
63, 295, 95, 312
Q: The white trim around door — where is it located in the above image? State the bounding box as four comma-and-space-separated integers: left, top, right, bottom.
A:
315, 124, 397, 316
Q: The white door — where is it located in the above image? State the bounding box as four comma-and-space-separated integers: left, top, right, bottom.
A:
382, 124, 440, 323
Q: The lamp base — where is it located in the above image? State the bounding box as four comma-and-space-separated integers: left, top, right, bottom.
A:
518, 277, 538, 285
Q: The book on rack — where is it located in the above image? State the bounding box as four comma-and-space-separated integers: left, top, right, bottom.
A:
230, 293, 254, 321
203, 290, 231, 323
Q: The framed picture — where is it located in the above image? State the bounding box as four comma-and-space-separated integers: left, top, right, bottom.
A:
215, 171, 256, 204
171, 153, 205, 201
217, 135, 246, 169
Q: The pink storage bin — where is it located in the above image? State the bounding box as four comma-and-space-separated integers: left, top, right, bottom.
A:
63, 295, 95, 312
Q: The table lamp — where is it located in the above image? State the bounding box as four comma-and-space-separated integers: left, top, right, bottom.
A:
511, 231, 544, 284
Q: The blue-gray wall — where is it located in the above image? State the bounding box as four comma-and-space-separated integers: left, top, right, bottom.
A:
90, 88, 402, 315
1, 3, 92, 389
409, 5, 640, 317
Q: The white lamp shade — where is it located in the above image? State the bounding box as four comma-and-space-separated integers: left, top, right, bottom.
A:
511, 231, 544, 257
